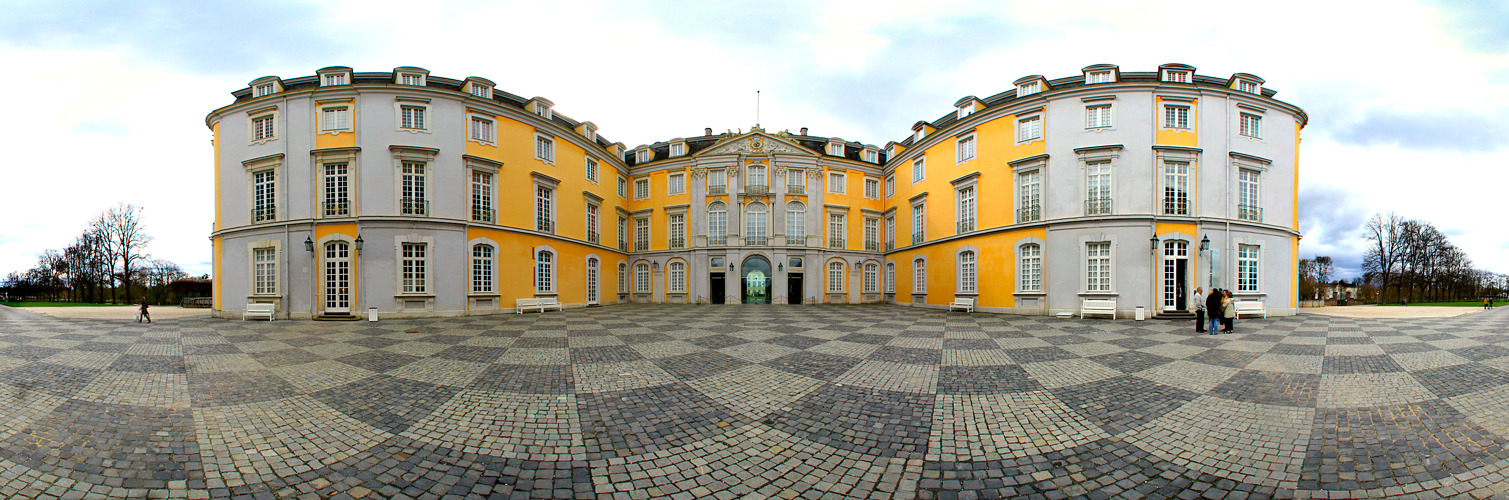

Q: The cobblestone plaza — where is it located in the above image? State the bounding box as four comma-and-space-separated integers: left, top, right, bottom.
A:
2, 305, 1508, 499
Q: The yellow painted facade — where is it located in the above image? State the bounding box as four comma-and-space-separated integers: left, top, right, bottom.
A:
1154, 97, 1199, 147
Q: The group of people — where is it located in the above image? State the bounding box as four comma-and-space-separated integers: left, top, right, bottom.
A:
1194, 287, 1236, 334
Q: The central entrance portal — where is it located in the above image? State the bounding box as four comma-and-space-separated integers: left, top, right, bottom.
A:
741, 256, 771, 304
787, 273, 803, 305
1162, 240, 1190, 311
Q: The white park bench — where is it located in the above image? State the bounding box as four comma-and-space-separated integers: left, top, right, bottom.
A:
515, 297, 564, 314
243, 303, 275, 321
949, 297, 975, 313
1235, 300, 1267, 318
1080, 299, 1117, 319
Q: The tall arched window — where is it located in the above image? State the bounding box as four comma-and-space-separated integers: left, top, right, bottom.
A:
886, 263, 896, 293
785, 201, 806, 241
635, 263, 650, 293
1020, 244, 1042, 292
668, 261, 686, 293
618, 262, 628, 294
472, 244, 493, 293
913, 258, 926, 294
959, 251, 977, 293
586, 257, 599, 304
863, 262, 879, 293
535, 250, 554, 293
708, 202, 727, 245
746, 202, 768, 245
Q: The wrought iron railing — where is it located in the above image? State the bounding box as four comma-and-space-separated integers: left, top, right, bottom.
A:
536, 219, 554, 233
1085, 198, 1112, 216
865, 241, 879, 252
1238, 204, 1263, 222
618, 241, 628, 252
324, 200, 349, 217
787, 185, 805, 195
635, 240, 648, 251
911, 231, 924, 245
745, 184, 768, 195
829, 238, 845, 249
400, 197, 428, 216
710, 236, 726, 246
886, 240, 895, 251
472, 207, 495, 223
707, 185, 726, 195
1017, 205, 1041, 223
251, 206, 275, 223
587, 231, 599, 244
1162, 198, 1189, 216
746, 236, 767, 246
957, 219, 976, 234
669, 237, 685, 249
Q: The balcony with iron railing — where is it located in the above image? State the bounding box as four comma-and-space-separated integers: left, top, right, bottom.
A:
911, 231, 924, 245
669, 237, 685, 249
536, 219, 554, 234
745, 236, 767, 246
1162, 198, 1189, 216
587, 231, 600, 244
1016, 205, 1041, 223
886, 240, 895, 251
957, 218, 976, 234
324, 200, 350, 217
707, 184, 726, 195
472, 206, 495, 224
864, 240, 879, 252
618, 241, 628, 252
710, 235, 727, 246
1085, 198, 1112, 216
829, 238, 845, 249
1238, 204, 1263, 222
400, 197, 429, 216
787, 185, 806, 195
745, 184, 769, 196
251, 206, 275, 223
635, 240, 649, 252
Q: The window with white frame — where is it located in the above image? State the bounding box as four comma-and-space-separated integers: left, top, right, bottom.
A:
827, 262, 845, 293
863, 217, 878, 251
863, 149, 878, 163
400, 73, 424, 86
826, 142, 844, 156
747, 165, 767, 191
472, 244, 493, 293
885, 176, 895, 198
1239, 169, 1261, 221
635, 263, 650, 293
709, 202, 728, 245
533, 101, 551, 119
668, 173, 685, 195
885, 216, 895, 250
864, 178, 878, 199
253, 247, 277, 294
828, 172, 846, 194
1017, 169, 1041, 222
586, 202, 600, 243
1162, 161, 1190, 215
587, 258, 599, 303
828, 213, 846, 248
1086, 104, 1112, 129
254, 83, 275, 97
746, 203, 768, 245
617, 176, 627, 198
252, 114, 276, 141
957, 185, 976, 233
535, 250, 554, 293
959, 251, 977, 293
471, 116, 494, 143
1020, 244, 1042, 292
1086, 242, 1110, 292
1239, 80, 1258, 94
1163, 105, 1190, 129
618, 215, 628, 250
535, 135, 555, 163
321, 106, 349, 132
252, 169, 276, 222
402, 243, 428, 293
913, 259, 926, 293
1017, 115, 1042, 142
669, 261, 686, 293
401, 162, 426, 215
912, 158, 925, 183
463, 171, 489, 222
1165, 70, 1190, 83
323, 163, 349, 217
618, 262, 628, 294
1087, 71, 1113, 84
786, 170, 804, 194
785, 202, 804, 242
668, 213, 685, 248
636, 148, 652, 163
635, 217, 649, 251
634, 178, 649, 200
886, 262, 895, 293
1239, 113, 1261, 138
400, 105, 426, 130
585, 158, 599, 184
323, 73, 347, 86
584, 127, 596, 142
956, 135, 976, 163
670, 142, 686, 157
864, 263, 879, 293
957, 102, 974, 119
535, 185, 554, 233
1017, 81, 1040, 96
1238, 245, 1259, 292
709, 169, 727, 194
912, 202, 926, 244
1086, 161, 1111, 215
469, 84, 490, 98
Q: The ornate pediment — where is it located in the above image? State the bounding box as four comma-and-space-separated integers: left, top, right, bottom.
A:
696, 132, 815, 157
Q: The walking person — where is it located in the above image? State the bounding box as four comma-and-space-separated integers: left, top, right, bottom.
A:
137, 299, 151, 324
1221, 290, 1236, 333
1205, 289, 1222, 335
1194, 287, 1206, 333
1486, 298, 1493, 310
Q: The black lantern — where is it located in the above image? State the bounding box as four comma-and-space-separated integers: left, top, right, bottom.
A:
728, 263, 734, 271
1150, 236, 1160, 253
778, 263, 784, 272
1199, 235, 1210, 251
652, 260, 660, 270
355, 234, 364, 253
304, 236, 314, 253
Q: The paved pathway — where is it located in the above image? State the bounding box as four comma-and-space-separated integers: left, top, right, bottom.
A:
1, 305, 1509, 499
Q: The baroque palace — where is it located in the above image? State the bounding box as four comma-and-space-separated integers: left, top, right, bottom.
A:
207, 64, 1306, 319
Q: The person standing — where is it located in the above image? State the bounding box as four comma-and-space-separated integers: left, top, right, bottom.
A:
1486, 298, 1492, 310
1194, 287, 1206, 333
137, 299, 151, 324
1205, 289, 1222, 335
1221, 290, 1236, 333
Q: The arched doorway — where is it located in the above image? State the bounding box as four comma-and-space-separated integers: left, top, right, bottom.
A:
741, 255, 772, 304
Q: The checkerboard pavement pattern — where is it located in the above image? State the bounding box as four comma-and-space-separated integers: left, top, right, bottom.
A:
3, 305, 1509, 499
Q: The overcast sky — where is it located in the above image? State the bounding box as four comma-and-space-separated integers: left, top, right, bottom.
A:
1, 0, 1505, 280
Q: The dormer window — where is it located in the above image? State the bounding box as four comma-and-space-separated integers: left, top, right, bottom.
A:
635, 148, 652, 163
863, 149, 878, 163
470, 85, 491, 98
826, 141, 844, 156
1239, 80, 1259, 94
1087, 71, 1113, 84
669, 142, 686, 157
957, 103, 974, 119
254, 83, 275, 97
400, 73, 424, 86
317, 67, 352, 87
1165, 70, 1190, 83
534, 102, 552, 119
582, 122, 598, 142
322, 73, 347, 86
1017, 81, 1040, 96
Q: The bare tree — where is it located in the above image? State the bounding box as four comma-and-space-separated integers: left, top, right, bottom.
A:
96, 203, 153, 305
1363, 212, 1404, 302
1314, 256, 1334, 298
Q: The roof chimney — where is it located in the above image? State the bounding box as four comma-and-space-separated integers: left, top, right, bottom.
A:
704, 127, 712, 136
799, 127, 808, 135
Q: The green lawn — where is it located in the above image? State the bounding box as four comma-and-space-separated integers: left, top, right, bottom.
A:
0, 302, 132, 307
1379, 301, 1500, 307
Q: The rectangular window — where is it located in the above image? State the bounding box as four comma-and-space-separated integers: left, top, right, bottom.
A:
1239, 81, 1258, 94
1087, 71, 1112, 84
786, 170, 805, 194
1086, 104, 1112, 129
668, 173, 685, 195
535, 136, 555, 163
636, 149, 652, 163
324, 74, 347, 86
401, 162, 426, 215
472, 245, 493, 293
1239, 113, 1261, 138
957, 186, 976, 233
400, 106, 426, 130
323, 163, 349, 217
670, 142, 686, 157
402, 243, 427, 293
864, 264, 878, 294
863, 149, 878, 163
1020, 245, 1042, 292
913, 260, 926, 294
885, 216, 895, 251
1164, 105, 1189, 129
1086, 242, 1110, 292
886, 263, 895, 293
618, 176, 627, 198
636, 264, 650, 293
1017, 115, 1042, 142
863, 218, 878, 251
535, 251, 553, 293
912, 203, 926, 244
826, 143, 844, 156
1238, 245, 1260, 292
586, 203, 600, 244
709, 169, 727, 194
785, 205, 804, 241
634, 217, 650, 251
1018, 170, 1041, 222
710, 206, 728, 245
321, 107, 349, 131
618, 215, 628, 251
535, 185, 554, 233
828, 173, 846, 194
400, 73, 423, 86
669, 263, 686, 293
912, 158, 925, 183
828, 213, 846, 248
885, 176, 895, 198
956, 135, 976, 163
746, 166, 766, 192
864, 178, 878, 199
253, 247, 276, 294
1086, 161, 1111, 215
668, 213, 685, 248
1017, 81, 1039, 96
1166, 70, 1189, 83
634, 179, 649, 200
960, 252, 977, 293
254, 83, 275, 97
470, 85, 490, 98
586, 158, 599, 184
828, 262, 845, 293
1239, 169, 1261, 221
253, 169, 275, 222
1162, 161, 1189, 215
471, 116, 494, 143
252, 115, 275, 140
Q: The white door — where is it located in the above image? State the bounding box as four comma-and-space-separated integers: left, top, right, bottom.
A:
1162, 240, 1188, 311
324, 242, 351, 314
586, 258, 599, 305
